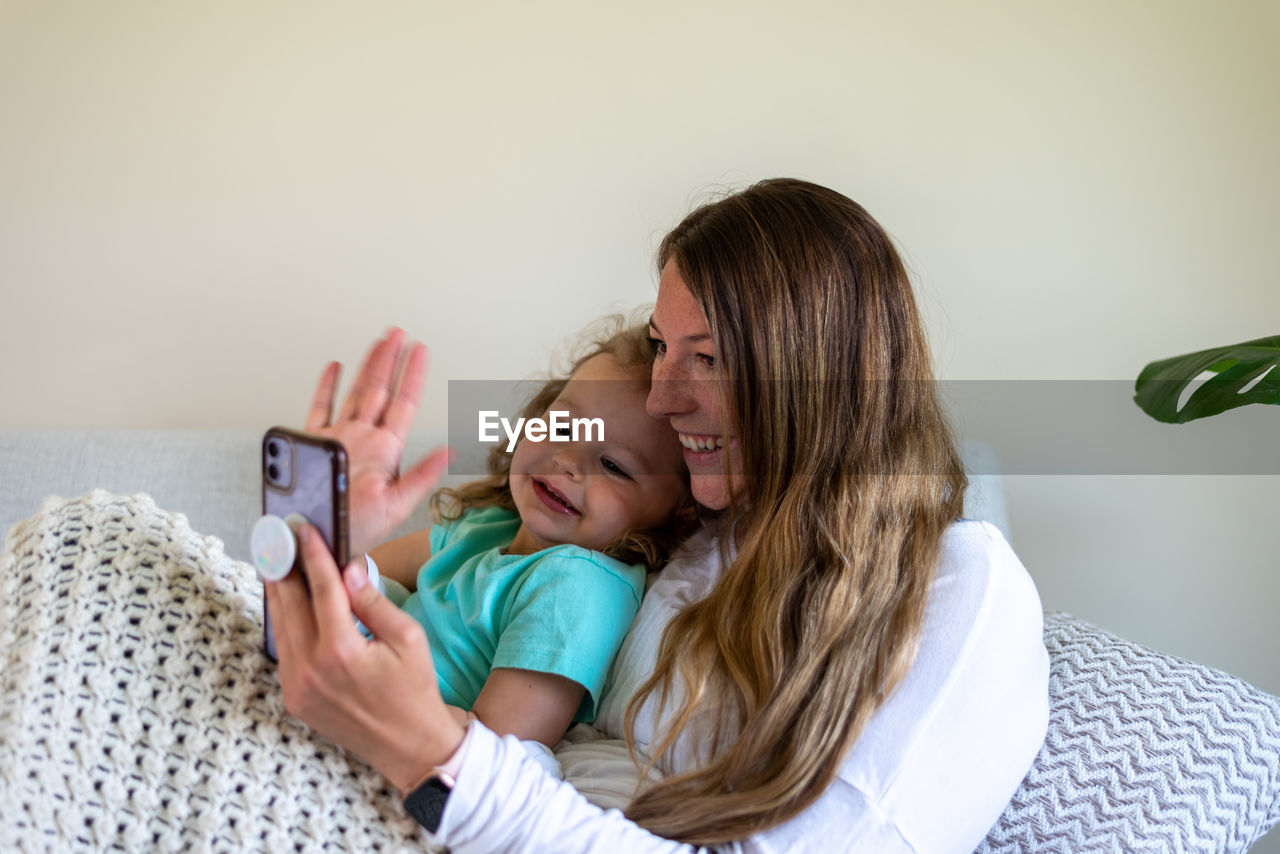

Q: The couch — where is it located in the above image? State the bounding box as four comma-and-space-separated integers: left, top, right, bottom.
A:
2, 429, 1279, 852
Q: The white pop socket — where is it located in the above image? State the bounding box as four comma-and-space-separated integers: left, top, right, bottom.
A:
250, 514, 298, 582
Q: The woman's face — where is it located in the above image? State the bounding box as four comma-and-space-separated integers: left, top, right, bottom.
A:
646, 260, 745, 511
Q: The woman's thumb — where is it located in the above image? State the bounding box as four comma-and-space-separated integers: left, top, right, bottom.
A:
343, 562, 417, 645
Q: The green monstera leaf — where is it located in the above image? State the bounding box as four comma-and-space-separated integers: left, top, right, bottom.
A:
1134, 335, 1280, 423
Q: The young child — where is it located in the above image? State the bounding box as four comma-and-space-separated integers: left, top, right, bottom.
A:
364, 322, 696, 756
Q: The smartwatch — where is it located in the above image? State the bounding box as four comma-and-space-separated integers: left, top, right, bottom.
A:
404, 769, 456, 834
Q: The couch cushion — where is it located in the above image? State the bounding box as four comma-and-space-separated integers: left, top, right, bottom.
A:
978, 612, 1280, 852
0, 430, 263, 560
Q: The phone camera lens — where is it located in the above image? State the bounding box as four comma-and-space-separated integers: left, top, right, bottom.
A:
267, 463, 280, 482
267, 440, 280, 458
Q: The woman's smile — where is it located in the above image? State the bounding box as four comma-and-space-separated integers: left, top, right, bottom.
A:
675, 431, 733, 474
676, 432, 724, 453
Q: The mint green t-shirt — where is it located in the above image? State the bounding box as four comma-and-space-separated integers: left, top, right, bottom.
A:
398, 506, 647, 723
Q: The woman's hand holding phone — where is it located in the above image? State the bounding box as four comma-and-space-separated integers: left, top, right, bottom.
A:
303, 328, 451, 556
266, 522, 464, 793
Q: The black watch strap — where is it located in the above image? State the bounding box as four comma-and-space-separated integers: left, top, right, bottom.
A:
404, 773, 454, 834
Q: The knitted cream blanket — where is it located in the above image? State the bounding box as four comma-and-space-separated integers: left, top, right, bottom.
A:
0, 491, 438, 853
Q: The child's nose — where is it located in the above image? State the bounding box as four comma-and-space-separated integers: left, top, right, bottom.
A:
552, 448, 581, 478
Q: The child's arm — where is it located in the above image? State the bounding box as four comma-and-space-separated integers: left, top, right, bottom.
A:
366, 529, 432, 591
471, 668, 585, 746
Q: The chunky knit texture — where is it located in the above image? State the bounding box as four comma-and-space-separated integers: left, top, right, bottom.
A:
0, 492, 432, 853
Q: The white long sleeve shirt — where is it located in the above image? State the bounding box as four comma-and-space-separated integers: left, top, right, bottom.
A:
433, 520, 1049, 853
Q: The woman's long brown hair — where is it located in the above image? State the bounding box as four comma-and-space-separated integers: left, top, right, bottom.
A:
623, 179, 967, 843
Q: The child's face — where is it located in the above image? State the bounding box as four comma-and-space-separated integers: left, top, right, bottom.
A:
507, 353, 688, 557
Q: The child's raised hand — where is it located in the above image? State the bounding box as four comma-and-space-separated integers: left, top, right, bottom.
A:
305, 328, 451, 556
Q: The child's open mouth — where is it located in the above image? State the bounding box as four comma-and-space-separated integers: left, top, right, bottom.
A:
533, 478, 580, 516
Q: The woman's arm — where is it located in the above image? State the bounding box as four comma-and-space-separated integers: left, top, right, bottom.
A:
367, 529, 431, 591
440, 722, 716, 854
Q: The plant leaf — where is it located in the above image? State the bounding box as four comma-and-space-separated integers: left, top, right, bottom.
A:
1134, 335, 1280, 423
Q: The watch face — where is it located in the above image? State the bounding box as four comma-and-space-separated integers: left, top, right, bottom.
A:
405, 775, 452, 834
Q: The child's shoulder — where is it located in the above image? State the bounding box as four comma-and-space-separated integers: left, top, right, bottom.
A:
453, 505, 519, 527
431, 505, 519, 553
523, 544, 646, 594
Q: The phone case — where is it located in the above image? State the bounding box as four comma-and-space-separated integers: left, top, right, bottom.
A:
261, 426, 349, 660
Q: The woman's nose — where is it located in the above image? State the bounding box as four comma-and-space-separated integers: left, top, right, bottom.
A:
647, 360, 696, 418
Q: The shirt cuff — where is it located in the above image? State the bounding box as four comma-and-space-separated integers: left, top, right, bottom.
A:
438, 717, 475, 779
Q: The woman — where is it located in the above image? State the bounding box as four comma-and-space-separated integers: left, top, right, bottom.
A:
266, 178, 1049, 852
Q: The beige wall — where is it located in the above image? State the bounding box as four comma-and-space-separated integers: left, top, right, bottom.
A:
3, 0, 1279, 725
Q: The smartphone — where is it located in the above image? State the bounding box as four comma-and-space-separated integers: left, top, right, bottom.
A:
261, 426, 349, 661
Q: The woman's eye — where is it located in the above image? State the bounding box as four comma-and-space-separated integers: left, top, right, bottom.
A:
697, 353, 715, 368
554, 424, 572, 439
601, 458, 632, 479
647, 336, 666, 356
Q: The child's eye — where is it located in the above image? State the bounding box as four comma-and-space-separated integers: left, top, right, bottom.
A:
601, 458, 632, 479
555, 424, 572, 439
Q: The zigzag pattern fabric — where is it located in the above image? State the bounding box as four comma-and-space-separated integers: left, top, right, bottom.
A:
978, 613, 1280, 852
